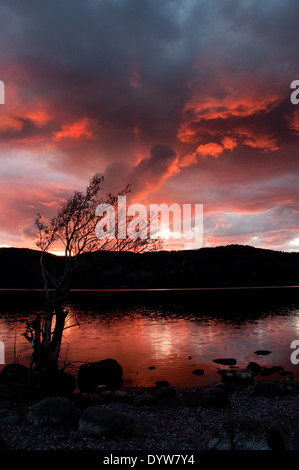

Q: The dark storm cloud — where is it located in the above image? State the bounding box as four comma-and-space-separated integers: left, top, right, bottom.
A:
130, 143, 178, 192
0, 0, 201, 144
102, 144, 178, 198
1, 0, 299, 155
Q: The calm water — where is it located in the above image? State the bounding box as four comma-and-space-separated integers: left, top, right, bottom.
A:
0, 288, 299, 387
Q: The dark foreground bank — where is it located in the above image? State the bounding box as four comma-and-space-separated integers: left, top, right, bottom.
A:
0, 376, 298, 452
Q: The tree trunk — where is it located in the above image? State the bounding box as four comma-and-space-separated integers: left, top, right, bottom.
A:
32, 303, 68, 375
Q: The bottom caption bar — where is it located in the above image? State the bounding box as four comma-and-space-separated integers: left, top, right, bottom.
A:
2, 450, 293, 466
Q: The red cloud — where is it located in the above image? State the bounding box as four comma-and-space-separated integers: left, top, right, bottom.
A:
52, 118, 96, 142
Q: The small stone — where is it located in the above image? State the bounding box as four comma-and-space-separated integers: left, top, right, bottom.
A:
134, 394, 156, 406
260, 367, 275, 376
232, 369, 254, 386
254, 350, 272, 355
101, 390, 131, 403
217, 370, 235, 384
148, 366, 156, 370
268, 366, 284, 374
213, 358, 237, 366
192, 369, 204, 376
155, 381, 170, 388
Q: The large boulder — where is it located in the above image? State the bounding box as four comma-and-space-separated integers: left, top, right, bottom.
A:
37, 370, 76, 397
208, 418, 289, 450
78, 406, 135, 437
77, 359, 123, 392
0, 363, 29, 384
27, 397, 79, 428
0, 364, 40, 401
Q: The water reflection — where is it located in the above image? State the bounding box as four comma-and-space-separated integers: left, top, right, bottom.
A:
0, 290, 298, 387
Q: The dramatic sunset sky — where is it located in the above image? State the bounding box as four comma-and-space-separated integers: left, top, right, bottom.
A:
1, 0, 299, 252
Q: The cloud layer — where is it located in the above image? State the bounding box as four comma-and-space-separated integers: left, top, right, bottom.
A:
0, 0, 299, 251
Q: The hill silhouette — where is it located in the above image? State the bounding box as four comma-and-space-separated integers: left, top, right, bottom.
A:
0, 245, 299, 289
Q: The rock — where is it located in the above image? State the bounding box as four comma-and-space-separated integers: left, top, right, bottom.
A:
0, 415, 22, 426
280, 371, 293, 376
27, 397, 79, 428
0, 382, 24, 400
217, 368, 253, 386
189, 387, 230, 408
259, 367, 273, 376
213, 358, 236, 366
268, 366, 284, 374
73, 393, 104, 410
101, 390, 132, 403
246, 362, 261, 376
253, 381, 285, 398
208, 418, 286, 450
232, 369, 254, 386
55, 371, 76, 395
217, 370, 235, 384
155, 381, 170, 388
77, 359, 123, 392
0, 365, 75, 400
153, 385, 177, 404
38, 371, 76, 396
0, 363, 29, 384
192, 369, 204, 376
134, 385, 177, 406
134, 394, 156, 407
254, 350, 272, 355
259, 366, 284, 377
214, 382, 233, 392
78, 406, 135, 437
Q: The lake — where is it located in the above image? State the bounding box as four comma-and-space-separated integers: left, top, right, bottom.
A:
0, 288, 299, 388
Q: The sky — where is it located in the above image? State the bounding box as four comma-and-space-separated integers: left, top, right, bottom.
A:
0, 0, 299, 252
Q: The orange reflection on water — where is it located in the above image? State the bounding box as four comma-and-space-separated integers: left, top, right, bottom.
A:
1, 299, 299, 388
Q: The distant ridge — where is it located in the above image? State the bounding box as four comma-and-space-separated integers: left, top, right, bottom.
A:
0, 244, 299, 289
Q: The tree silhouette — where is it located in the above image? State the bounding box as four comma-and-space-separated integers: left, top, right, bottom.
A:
24, 174, 161, 376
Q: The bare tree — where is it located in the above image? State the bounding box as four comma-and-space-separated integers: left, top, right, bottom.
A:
24, 174, 161, 375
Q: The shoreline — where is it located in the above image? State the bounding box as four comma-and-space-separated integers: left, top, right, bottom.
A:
0, 374, 298, 451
